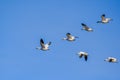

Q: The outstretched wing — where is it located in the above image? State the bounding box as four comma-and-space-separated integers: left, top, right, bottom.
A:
45, 41, 51, 48
84, 55, 88, 61
40, 39, 45, 48
81, 23, 89, 29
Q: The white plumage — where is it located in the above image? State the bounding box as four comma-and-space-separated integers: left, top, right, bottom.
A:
104, 57, 118, 63
97, 14, 112, 23
77, 51, 88, 61
36, 38, 51, 51
81, 23, 93, 32
63, 33, 78, 41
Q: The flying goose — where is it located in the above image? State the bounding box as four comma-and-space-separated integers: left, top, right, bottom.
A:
81, 23, 93, 32
77, 51, 88, 61
36, 38, 51, 51
97, 14, 112, 23
104, 57, 118, 63
63, 33, 78, 41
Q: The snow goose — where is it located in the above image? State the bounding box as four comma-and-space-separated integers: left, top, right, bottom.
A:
104, 57, 118, 63
63, 33, 78, 41
97, 14, 112, 23
36, 38, 51, 51
77, 51, 88, 61
81, 23, 93, 32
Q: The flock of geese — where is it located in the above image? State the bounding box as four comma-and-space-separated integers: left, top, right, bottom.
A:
36, 14, 118, 63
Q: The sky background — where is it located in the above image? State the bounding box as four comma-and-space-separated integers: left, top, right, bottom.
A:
1, 0, 120, 80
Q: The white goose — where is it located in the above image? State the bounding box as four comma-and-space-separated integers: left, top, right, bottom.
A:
97, 14, 112, 23
81, 23, 93, 32
36, 38, 51, 51
63, 33, 78, 41
77, 51, 88, 61
104, 57, 118, 63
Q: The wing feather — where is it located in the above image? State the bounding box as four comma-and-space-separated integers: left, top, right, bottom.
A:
84, 55, 88, 61
40, 39, 45, 48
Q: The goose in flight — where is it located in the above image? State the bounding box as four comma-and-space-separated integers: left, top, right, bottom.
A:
97, 14, 112, 23
36, 38, 51, 51
63, 33, 78, 41
81, 23, 93, 32
77, 51, 88, 61
104, 57, 118, 63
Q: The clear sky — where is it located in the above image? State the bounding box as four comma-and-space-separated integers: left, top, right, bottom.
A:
1, 0, 120, 80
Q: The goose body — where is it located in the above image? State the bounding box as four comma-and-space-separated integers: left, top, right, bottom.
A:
77, 51, 88, 61
81, 23, 93, 32
36, 38, 51, 51
63, 33, 78, 41
97, 14, 112, 23
104, 57, 118, 63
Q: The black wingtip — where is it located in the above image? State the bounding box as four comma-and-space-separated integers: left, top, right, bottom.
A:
97, 21, 101, 23
40, 38, 44, 44
81, 23, 86, 26
84, 55, 88, 61
85, 58, 87, 61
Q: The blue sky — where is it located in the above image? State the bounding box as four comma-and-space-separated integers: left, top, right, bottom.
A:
1, 0, 120, 80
